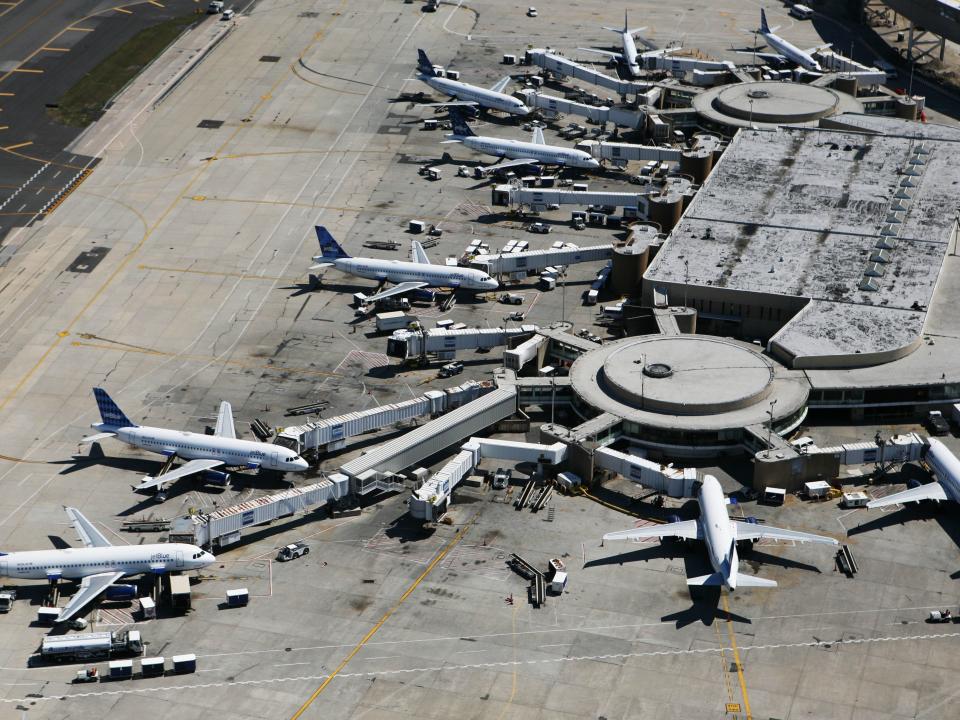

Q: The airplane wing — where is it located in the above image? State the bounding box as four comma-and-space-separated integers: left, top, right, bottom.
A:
603, 519, 701, 541
732, 520, 838, 545
867, 482, 948, 509
736, 50, 787, 64
411, 241, 431, 265
531, 127, 545, 145
79, 431, 116, 444
576, 47, 624, 62
65, 507, 112, 548
214, 401, 237, 440
363, 281, 430, 304
489, 76, 512, 94
485, 158, 540, 173
421, 100, 479, 108
57, 571, 125, 622
309, 261, 334, 270
804, 43, 832, 54
136, 458, 225, 492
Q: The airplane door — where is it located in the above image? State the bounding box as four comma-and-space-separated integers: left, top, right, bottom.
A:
269, 450, 280, 468
0, 560, 6, 576
175, 552, 184, 569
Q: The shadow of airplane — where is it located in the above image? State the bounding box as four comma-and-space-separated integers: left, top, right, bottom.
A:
53, 443, 160, 477
661, 587, 754, 628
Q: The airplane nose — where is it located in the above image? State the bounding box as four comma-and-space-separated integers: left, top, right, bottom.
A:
295, 458, 309, 471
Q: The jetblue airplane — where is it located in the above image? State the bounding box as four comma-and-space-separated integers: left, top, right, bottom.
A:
444, 112, 599, 172
310, 226, 498, 303
577, 10, 654, 78
416, 49, 530, 116
81, 388, 308, 493
867, 438, 960, 509
744, 9, 830, 72
604, 475, 838, 589
0, 507, 214, 621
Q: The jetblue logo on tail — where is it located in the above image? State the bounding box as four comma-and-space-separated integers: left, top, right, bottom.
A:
315, 227, 350, 260
93, 387, 137, 428
417, 49, 433, 75
760, 9, 770, 33
449, 109, 475, 138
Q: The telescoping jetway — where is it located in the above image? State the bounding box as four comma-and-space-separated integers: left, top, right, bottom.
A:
341, 387, 518, 494
815, 50, 887, 86
577, 140, 681, 164
472, 244, 613, 276
526, 50, 661, 101
594, 446, 699, 498
386, 325, 538, 362
518, 90, 648, 130
410, 437, 569, 521
274, 381, 491, 455
491, 185, 649, 213
168, 475, 349, 549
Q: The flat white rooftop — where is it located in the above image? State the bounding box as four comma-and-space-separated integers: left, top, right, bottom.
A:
645, 115, 960, 367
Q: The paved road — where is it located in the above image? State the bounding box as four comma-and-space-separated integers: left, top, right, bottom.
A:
0, 0, 199, 246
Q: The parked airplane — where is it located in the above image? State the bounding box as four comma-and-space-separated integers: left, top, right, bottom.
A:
416, 49, 530, 116
742, 9, 830, 72
0, 507, 215, 621
81, 388, 308, 493
444, 111, 600, 172
577, 10, 655, 77
867, 438, 960, 509
603, 475, 838, 589
310, 226, 498, 303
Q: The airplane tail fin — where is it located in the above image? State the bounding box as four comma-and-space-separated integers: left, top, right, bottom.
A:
93, 388, 137, 429
448, 109, 475, 138
760, 8, 770, 33
417, 49, 433, 76
315, 226, 350, 260
624, 9, 628, 33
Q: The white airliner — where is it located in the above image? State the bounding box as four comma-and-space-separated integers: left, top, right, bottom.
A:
0, 507, 215, 621
743, 9, 830, 72
444, 112, 600, 172
603, 475, 838, 589
577, 11, 655, 78
81, 388, 308, 493
867, 438, 960, 509
416, 49, 530, 116
310, 226, 498, 303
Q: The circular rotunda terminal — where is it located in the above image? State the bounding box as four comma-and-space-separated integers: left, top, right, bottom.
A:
692, 80, 863, 129
569, 335, 809, 453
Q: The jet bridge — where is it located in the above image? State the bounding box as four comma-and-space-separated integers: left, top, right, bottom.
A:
594, 446, 700, 498
167, 476, 349, 549
491, 184, 650, 213
386, 325, 538, 362
409, 437, 569, 521
576, 140, 681, 163
274, 381, 491, 454
471, 244, 613, 276
341, 387, 519, 493
518, 90, 648, 129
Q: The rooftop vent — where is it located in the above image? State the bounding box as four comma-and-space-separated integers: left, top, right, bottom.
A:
879, 224, 900, 237
875, 237, 898, 250
915, 143, 931, 155
859, 276, 880, 291
889, 200, 909, 213
903, 166, 923, 177
864, 263, 885, 277
908, 155, 925, 165
894, 187, 914, 199
900, 177, 917, 187
870, 249, 891, 263
885, 211, 904, 224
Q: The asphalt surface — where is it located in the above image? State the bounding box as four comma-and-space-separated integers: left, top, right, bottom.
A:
0, 0, 200, 246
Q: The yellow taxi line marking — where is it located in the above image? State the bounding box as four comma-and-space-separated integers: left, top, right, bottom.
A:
148, 0, 164, 6
9, 68, 42, 73
66, 26, 95, 31
0, 92, 13, 96
113, 6, 133, 13
1, 141, 31, 151
41, 46, 70, 52
721, 594, 753, 719
290, 514, 478, 719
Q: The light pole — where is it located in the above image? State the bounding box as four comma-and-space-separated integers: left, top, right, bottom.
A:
766, 398, 779, 454
550, 374, 556, 426
683, 259, 689, 310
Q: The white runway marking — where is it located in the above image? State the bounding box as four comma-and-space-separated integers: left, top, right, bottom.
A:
5, 630, 959, 705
